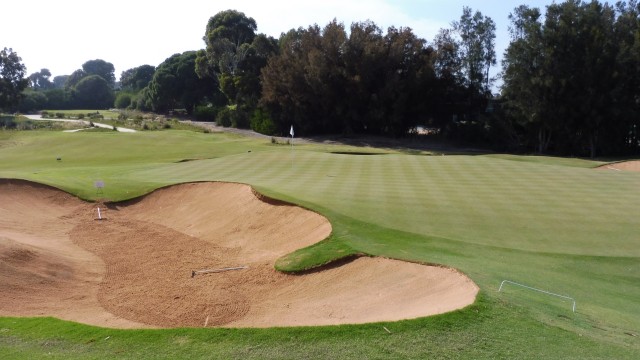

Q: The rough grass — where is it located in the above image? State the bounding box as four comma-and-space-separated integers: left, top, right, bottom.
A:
43, 109, 121, 119
0, 129, 639, 359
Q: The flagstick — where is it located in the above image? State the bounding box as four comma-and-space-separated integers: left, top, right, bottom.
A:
290, 125, 294, 169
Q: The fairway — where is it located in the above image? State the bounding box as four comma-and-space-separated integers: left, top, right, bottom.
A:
0, 130, 639, 359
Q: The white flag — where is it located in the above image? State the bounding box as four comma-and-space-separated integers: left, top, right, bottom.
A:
290, 125, 294, 137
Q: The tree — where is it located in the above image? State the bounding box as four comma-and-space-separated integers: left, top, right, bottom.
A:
0, 47, 28, 111
73, 75, 114, 109
43, 88, 72, 109
261, 20, 435, 136
197, 10, 257, 78
18, 89, 48, 112
501, 5, 547, 152
431, 28, 467, 134
500, 0, 639, 157
143, 51, 219, 114
82, 59, 116, 87
120, 65, 155, 91
610, 0, 640, 154
196, 10, 258, 104
453, 6, 497, 93
28, 68, 53, 90
52, 75, 68, 89
65, 69, 86, 88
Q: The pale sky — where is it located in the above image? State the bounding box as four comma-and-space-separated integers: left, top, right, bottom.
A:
2, 0, 556, 82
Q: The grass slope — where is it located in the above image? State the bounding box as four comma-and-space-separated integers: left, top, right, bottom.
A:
1, 130, 639, 359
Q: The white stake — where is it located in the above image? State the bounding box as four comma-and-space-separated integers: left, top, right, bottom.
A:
97, 207, 102, 220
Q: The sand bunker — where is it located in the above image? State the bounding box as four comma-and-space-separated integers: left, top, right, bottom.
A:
597, 160, 640, 172
0, 180, 478, 328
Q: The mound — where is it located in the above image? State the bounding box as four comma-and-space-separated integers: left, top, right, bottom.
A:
598, 160, 640, 172
0, 180, 478, 328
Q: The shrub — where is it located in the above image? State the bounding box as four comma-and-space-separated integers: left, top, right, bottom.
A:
194, 105, 218, 122
40, 111, 49, 118
114, 93, 132, 109
55, 112, 65, 119
216, 107, 233, 127
0, 116, 16, 129
251, 108, 277, 135
232, 108, 250, 129
89, 112, 104, 120
77, 114, 85, 119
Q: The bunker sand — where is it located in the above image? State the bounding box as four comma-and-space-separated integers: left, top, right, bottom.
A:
0, 180, 478, 328
597, 160, 640, 172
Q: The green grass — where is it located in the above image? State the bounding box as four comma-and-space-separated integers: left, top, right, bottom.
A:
43, 109, 121, 119
41, 109, 207, 132
1, 129, 639, 359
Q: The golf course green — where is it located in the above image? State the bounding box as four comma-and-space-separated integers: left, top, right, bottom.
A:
0, 128, 638, 359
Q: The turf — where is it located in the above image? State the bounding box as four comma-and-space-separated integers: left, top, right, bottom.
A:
0, 129, 639, 359
43, 109, 121, 119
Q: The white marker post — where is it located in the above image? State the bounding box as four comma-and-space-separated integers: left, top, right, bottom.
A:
97, 207, 102, 220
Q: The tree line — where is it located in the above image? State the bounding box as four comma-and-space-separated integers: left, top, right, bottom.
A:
2, 1, 639, 157
501, 0, 640, 157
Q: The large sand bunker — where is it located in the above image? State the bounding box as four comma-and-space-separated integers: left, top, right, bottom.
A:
0, 180, 478, 328
597, 160, 640, 172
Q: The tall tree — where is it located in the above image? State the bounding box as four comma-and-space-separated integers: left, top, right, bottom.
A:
431, 28, 467, 133
144, 51, 218, 114
501, 5, 548, 152
120, 65, 155, 91
52, 75, 69, 89
28, 68, 53, 90
453, 6, 497, 93
610, 0, 640, 154
196, 9, 257, 104
0, 47, 28, 111
501, 0, 639, 157
65, 69, 86, 88
73, 75, 114, 109
82, 59, 116, 87
261, 20, 435, 136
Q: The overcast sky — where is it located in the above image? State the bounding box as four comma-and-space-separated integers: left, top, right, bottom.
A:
3, 0, 556, 83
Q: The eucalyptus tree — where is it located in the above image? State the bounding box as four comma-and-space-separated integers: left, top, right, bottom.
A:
261, 20, 434, 136
73, 75, 114, 109
196, 10, 258, 104
609, 0, 640, 154
453, 6, 496, 93
144, 51, 217, 114
501, 5, 548, 152
0, 47, 28, 111
28, 68, 53, 90
502, 0, 638, 157
82, 59, 116, 87
120, 65, 156, 91
52, 75, 68, 89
